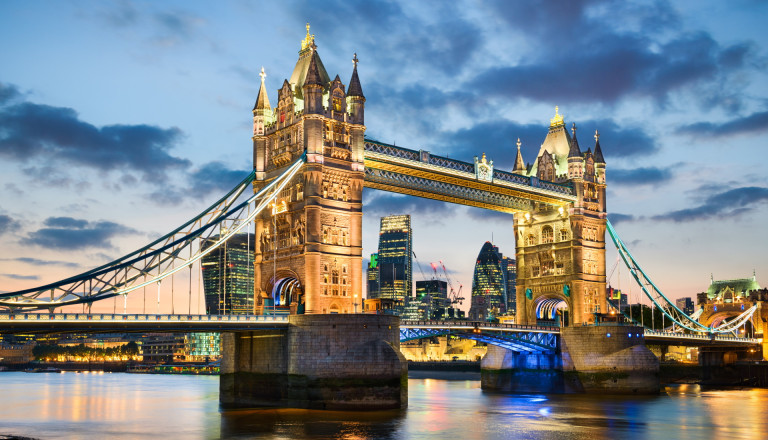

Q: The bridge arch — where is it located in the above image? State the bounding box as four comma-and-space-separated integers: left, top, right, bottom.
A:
265, 269, 304, 313
529, 293, 570, 327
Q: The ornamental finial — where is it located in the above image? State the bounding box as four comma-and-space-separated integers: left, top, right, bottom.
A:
594, 129, 600, 142
353, 53, 359, 68
259, 67, 266, 83
550, 106, 564, 128
301, 22, 315, 50
516, 137, 521, 149
571, 122, 577, 136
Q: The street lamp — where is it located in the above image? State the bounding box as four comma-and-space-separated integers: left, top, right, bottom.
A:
353, 294, 359, 313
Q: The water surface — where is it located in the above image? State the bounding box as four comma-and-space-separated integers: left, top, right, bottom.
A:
0, 372, 766, 439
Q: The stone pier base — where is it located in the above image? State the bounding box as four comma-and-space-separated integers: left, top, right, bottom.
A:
220, 314, 407, 410
481, 325, 660, 395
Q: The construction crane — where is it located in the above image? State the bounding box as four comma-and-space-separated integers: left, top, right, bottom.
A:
436, 260, 464, 306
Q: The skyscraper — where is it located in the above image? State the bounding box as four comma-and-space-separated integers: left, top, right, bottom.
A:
376, 215, 412, 306
469, 242, 506, 321
501, 256, 517, 314
201, 233, 255, 315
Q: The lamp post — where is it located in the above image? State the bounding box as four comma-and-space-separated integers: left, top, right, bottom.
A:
354, 294, 359, 313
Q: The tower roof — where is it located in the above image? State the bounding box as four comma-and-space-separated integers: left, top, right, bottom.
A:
289, 24, 330, 99
593, 129, 606, 164
568, 122, 582, 158
528, 106, 572, 177
348, 53, 364, 98
253, 67, 271, 111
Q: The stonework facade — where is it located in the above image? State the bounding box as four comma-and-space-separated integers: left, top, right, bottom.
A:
252, 27, 365, 315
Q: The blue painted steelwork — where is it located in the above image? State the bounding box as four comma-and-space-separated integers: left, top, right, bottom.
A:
400, 321, 558, 353
607, 220, 757, 334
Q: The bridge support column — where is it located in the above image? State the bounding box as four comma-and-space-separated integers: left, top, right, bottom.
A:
220, 314, 407, 410
481, 345, 566, 393
560, 325, 659, 394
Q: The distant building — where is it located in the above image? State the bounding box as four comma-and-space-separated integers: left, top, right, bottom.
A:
201, 233, 255, 315
697, 272, 761, 305
501, 256, 517, 314
607, 286, 628, 312
676, 297, 694, 315
376, 215, 412, 307
366, 253, 380, 299
469, 242, 507, 321
412, 279, 449, 320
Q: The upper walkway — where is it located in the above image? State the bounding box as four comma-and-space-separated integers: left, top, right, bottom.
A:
363, 140, 576, 213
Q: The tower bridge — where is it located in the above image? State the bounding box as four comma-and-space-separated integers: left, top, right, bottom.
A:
1, 25, 764, 407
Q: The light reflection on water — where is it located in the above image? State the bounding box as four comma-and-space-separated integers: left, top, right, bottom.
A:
0, 372, 767, 439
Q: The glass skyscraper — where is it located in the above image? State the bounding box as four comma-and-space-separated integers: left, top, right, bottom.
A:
201, 233, 255, 315
376, 215, 412, 305
501, 256, 517, 314
469, 242, 507, 321
366, 253, 380, 299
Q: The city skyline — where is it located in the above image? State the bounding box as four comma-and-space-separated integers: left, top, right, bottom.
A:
1, 1, 767, 314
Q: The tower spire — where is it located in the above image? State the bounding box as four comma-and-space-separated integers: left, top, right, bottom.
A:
568, 122, 581, 158
513, 138, 526, 173
253, 67, 271, 111
348, 53, 364, 98
593, 129, 606, 164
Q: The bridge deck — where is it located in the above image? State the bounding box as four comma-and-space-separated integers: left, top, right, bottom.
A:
0, 313, 289, 333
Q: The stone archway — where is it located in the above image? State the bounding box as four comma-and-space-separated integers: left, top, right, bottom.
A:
532, 295, 570, 327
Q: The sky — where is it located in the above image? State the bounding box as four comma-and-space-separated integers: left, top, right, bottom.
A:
1, 0, 767, 314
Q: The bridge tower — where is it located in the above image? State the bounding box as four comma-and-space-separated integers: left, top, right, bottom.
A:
514, 109, 607, 326
252, 25, 366, 314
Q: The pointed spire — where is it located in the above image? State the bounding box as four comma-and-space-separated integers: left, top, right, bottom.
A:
568, 122, 581, 158
304, 50, 323, 86
513, 138, 525, 172
593, 129, 606, 164
254, 67, 271, 111
348, 53, 364, 98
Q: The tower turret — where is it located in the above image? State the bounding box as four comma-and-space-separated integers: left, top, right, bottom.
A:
252, 67, 272, 177
567, 122, 584, 179
303, 45, 324, 115
347, 53, 365, 125
593, 130, 606, 184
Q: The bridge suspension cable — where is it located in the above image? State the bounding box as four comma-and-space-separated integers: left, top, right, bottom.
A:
0, 155, 306, 311
606, 219, 756, 334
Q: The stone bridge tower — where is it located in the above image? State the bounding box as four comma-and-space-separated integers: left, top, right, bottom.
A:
514, 109, 607, 326
252, 26, 365, 314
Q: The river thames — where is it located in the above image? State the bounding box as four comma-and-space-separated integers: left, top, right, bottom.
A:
1, 371, 767, 439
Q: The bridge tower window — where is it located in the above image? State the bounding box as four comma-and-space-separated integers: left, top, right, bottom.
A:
542, 226, 554, 244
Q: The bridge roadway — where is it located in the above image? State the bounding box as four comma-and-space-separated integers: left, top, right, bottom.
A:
0, 314, 760, 348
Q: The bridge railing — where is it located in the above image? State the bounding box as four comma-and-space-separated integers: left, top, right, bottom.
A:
400, 320, 559, 333
0, 313, 290, 323
644, 329, 761, 344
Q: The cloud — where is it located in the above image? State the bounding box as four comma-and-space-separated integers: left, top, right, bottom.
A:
435, 118, 657, 170
0, 257, 80, 268
363, 189, 456, 218
0, 83, 189, 184
676, 110, 768, 138
21, 216, 139, 250
610, 166, 674, 186
470, 1, 756, 107
0, 214, 21, 235
1, 274, 40, 281
607, 213, 638, 226
190, 161, 250, 195
652, 186, 768, 222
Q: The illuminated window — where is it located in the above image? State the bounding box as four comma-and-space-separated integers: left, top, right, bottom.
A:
542, 226, 553, 244
560, 229, 568, 241
527, 234, 536, 246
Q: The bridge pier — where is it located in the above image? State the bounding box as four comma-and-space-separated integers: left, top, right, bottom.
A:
481, 325, 659, 394
220, 314, 407, 410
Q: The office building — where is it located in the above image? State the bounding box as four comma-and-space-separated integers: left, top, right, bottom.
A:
469, 242, 506, 321
376, 215, 412, 306
201, 233, 255, 315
